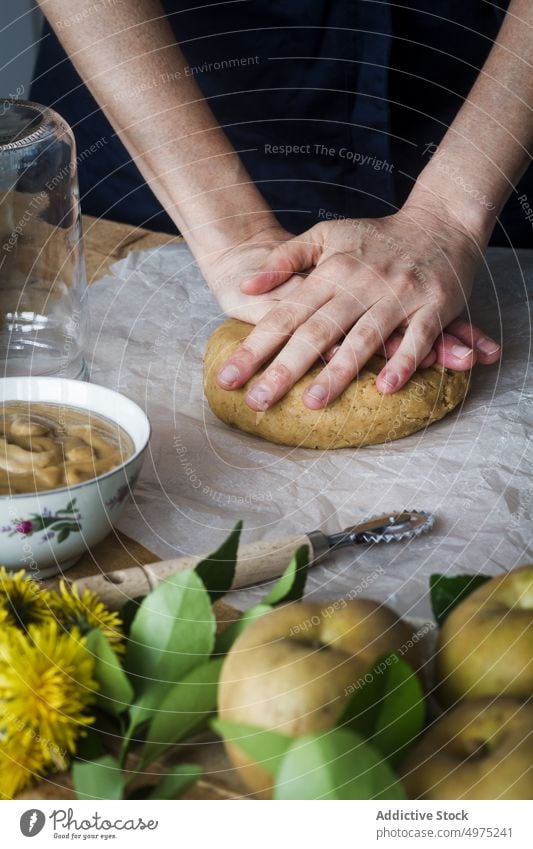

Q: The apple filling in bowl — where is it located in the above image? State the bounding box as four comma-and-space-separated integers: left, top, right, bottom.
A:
0, 401, 134, 494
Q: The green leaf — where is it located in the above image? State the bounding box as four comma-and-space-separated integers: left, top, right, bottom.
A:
85, 629, 134, 717
338, 653, 425, 767
147, 764, 202, 799
262, 544, 310, 605
274, 728, 405, 800
140, 658, 223, 767
212, 720, 291, 777
214, 604, 272, 655
430, 573, 491, 626
31, 516, 56, 530
126, 572, 216, 733
72, 755, 125, 800
126, 569, 216, 695
57, 528, 70, 543
195, 521, 242, 602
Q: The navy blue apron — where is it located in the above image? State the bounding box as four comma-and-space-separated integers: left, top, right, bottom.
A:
31, 1, 531, 246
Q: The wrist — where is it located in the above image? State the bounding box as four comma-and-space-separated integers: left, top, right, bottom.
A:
189, 212, 290, 287
407, 158, 498, 248
181, 206, 281, 258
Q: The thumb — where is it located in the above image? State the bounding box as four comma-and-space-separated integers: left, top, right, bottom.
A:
241, 230, 322, 294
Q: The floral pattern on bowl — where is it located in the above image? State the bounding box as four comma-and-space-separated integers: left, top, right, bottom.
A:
105, 472, 140, 510
1, 499, 83, 545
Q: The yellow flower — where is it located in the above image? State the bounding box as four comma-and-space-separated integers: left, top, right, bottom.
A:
0, 621, 97, 758
50, 580, 124, 653
0, 726, 48, 800
0, 567, 52, 630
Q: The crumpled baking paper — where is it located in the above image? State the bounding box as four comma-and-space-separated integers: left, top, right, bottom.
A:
86, 243, 533, 619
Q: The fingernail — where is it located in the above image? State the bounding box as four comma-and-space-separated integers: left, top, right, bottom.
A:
451, 344, 473, 360
476, 338, 500, 356
217, 364, 240, 386
247, 384, 271, 410
381, 370, 399, 389
305, 384, 328, 403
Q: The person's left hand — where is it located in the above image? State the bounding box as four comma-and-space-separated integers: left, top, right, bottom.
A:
197, 222, 304, 324
215, 202, 500, 411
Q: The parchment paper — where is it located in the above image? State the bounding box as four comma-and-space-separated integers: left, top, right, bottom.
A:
86, 244, 533, 620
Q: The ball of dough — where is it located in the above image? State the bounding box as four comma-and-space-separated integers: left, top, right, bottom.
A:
203, 319, 469, 449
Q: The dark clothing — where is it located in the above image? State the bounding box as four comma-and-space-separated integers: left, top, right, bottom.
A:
31, 1, 531, 245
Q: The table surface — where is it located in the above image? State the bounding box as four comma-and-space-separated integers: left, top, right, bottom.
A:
83, 214, 180, 284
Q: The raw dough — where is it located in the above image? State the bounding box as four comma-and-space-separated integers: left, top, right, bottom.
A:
203, 319, 469, 449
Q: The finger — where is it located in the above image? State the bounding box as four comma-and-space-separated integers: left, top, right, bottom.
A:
303, 302, 403, 409
382, 332, 437, 368
244, 297, 363, 411
432, 332, 477, 371
230, 274, 310, 324
323, 343, 341, 362
376, 309, 445, 394
443, 318, 501, 365
421, 349, 437, 368
241, 231, 321, 295
216, 284, 332, 390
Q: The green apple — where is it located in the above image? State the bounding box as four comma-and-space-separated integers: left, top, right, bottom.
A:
401, 698, 533, 800
437, 564, 533, 704
219, 598, 420, 797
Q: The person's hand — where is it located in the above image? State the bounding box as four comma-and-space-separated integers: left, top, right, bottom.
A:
198, 223, 305, 325
215, 201, 500, 411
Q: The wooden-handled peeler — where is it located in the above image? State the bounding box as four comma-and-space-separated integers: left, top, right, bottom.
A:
67, 511, 434, 609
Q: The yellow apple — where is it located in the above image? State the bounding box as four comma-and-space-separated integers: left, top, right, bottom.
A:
437, 564, 533, 704
401, 698, 533, 800
219, 598, 420, 797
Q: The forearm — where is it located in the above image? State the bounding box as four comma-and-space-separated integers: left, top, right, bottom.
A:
36, 0, 274, 257
408, 0, 533, 244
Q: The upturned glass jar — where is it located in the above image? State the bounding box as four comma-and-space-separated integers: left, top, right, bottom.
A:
0, 99, 88, 378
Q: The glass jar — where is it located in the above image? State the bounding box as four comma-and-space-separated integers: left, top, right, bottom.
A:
0, 99, 88, 378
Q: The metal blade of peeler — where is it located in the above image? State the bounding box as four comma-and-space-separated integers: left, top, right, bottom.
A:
307, 510, 434, 559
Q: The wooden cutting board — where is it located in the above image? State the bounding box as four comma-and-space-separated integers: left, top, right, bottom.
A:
18, 217, 248, 800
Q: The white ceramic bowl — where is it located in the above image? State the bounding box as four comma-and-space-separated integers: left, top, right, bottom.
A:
0, 377, 150, 578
